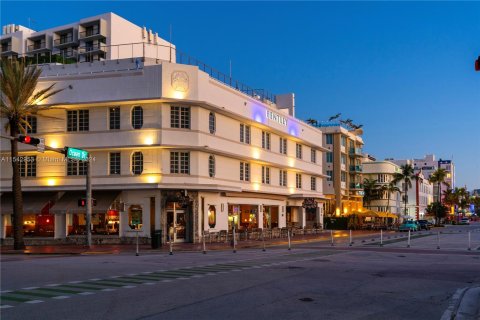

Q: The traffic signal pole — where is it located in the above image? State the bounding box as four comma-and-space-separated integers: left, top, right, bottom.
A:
86, 161, 92, 248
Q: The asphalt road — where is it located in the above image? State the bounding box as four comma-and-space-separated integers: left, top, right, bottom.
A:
1, 224, 479, 320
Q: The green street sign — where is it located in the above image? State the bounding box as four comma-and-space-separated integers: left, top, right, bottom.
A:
65, 147, 89, 161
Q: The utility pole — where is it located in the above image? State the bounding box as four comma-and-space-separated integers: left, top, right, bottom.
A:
86, 160, 92, 248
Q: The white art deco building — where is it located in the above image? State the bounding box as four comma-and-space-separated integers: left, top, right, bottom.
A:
0, 13, 328, 244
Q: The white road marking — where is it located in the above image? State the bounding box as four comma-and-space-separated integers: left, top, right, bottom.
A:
89, 278, 101, 281
78, 292, 95, 295
25, 300, 43, 304
0, 305, 14, 309
46, 284, 60, 287
161, 280, 172, 283
68, 281, 81, 284
141, 271, 153, 274
52, 296, 70, 300
0, 290, 12, 294
22, 287, 39, 290
143, 282, 155, 285
101, 289, 115, 292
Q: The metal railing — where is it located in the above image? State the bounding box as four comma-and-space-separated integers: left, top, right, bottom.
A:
349, 147, 363, 155
27, 41, 48, 52
79, 29, 102, 39
349, 165, 362, 172
1, 44, 13, 53
350, 183, 364, 189
54, 36, 74, 46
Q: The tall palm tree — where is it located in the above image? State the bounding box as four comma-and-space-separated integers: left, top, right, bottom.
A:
453, 187, 469, 217
429, 168, 449, 204
1, 59, 62, 250
305, 118, 318, 126
393, 164, 416, 218
381, 181, 400, 213
362, 178, 380, 208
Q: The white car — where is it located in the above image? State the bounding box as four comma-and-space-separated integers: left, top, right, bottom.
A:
459, 218, 470, 225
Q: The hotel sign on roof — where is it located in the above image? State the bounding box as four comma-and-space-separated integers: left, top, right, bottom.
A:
266, 109, 287, 126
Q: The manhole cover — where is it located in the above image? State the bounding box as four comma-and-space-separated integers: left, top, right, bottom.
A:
299, 297, 314, 302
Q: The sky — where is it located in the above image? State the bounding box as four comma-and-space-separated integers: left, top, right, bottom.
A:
2, 1, 480, 189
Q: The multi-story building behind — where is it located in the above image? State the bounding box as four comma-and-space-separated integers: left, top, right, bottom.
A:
318, 124, 364, 216
362, 160, 402, 215
0, 13, 328, 244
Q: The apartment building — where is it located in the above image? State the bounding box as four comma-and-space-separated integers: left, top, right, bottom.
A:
318, 124, 364, 216
0, 13, 328, 244
362, 160, 402, 215
0, 12, 174, 63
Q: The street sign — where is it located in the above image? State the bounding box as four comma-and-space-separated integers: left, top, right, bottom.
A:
37, 138, 45, 153
65, 147, 89, 161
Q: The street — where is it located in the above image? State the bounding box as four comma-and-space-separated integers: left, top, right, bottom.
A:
1, 224, 479, 320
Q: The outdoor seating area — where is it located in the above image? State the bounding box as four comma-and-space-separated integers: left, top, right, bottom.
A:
347, 211, 399, 230
202, 227, 324, 243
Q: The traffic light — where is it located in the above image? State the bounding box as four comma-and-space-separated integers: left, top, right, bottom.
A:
78, 198, 97, 207
18, 135, 45, 153
476, 56, 480, 71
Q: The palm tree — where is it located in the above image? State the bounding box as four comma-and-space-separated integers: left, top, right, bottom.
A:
393, 164, 416, 218
363, 178, 380, 208
381, 181, 400, 213
453, 187, 469, 217
429, 168, 450, 204
305, 118, 318, 126
1, 59, 62, 250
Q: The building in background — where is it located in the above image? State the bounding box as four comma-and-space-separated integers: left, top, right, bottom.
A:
362, 160, 402, 215
317, 124, 364, 216
387, 154, 455, 203
0, 13, 328, 245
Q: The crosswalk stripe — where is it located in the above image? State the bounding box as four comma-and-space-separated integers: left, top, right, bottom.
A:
60, 284, 105, 291
36, 287, 82, 294
82, 281, 125, 288
25, 300, 43, 304
101, 278, 146, 284
0, 305, 14, 309
8, 290, 59, 298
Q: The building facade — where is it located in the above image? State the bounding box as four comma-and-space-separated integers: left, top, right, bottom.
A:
362, 160, 402, 215
319, 124, 364, 216
0, 14, 328, 244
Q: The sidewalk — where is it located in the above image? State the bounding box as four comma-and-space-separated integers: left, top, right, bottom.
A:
442, 286, 480, 320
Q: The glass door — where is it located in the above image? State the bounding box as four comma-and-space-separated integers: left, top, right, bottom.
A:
166, 207, 186, 243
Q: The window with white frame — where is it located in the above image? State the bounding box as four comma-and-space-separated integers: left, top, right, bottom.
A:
240, 162, 250, 181
311, 149, 316, 163
326, 152, 333, 163
67, 159, 87, 176
208, 155, 215, 177
296, 144, 302, 159
279, 170, 287, 186
296, 173, 302, 189
109, 107, 120, 130
131, 106, 143, 129
326, 134, 333, 144
25, 116, 37, 134
109, 152, 121, 175
170, 151, 190, 174
19, 156, 36, 177
67, 110, 89, 132
279, 137, 287, 154
262, 131, 271, 150
262, 166, 270, 184
240, 124, 251, 144
326, 170, 333, 182
131, 151, 144, 175
311, 176, 316, 191
341, 154, 347, 165
171, 106, 190, 129
341, 171, 346, 182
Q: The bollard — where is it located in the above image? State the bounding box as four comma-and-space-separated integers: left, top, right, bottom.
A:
287, 230, 291, 250
468, 232, 471, 251
202, 234, 206, 254
135, 230, 139, 256
233, 227, 236, 253
330, 229, 334, 247
380, 229, 383, 247
262, 229, 266, 252
349, 229, 353, 246
407, 230, 411, 248
436, 231, 440, 249
169, 237, 173, 255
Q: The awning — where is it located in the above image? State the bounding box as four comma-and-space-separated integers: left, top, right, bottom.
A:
50, 191, 120, 215
349, 210, 379, 217
0, 192, 58, 215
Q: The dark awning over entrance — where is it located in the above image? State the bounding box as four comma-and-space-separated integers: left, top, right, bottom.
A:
50, 191, 120, 215
0, 192, 58, 215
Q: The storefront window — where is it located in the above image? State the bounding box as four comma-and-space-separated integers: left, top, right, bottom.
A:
68, 212, 119, 235
263, 206, 279, 229
208, 205, 216, 228
23, 214, 54, 237
129, 205, 143, 230
237, 205, 257, 230
228, 205, 240, 230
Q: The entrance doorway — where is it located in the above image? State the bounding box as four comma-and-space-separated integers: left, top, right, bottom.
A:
166, 206, 186, 243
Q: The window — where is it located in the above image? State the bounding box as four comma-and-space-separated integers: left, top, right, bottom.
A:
296, 173, 302, 189
326, 152, 333, 163
240, 124, 251, 144
341, 171, 346, 182
341, 135, 346, 147
131, 106, 143, 129
296, 144, 302, 159
67, 110, 89, 132
67, 159, 87, 176
262, 131, 271, 150
341, 154, 347, 165
109, 107, 120, 130
326, 134, 333, 145
279, 170, 287, 186
311, 149, 316, 163
170, 151, 190, 174
327, 170, 333, 182
240, 162, 250, 181
128, 205, 143, 230
131, 152, 143, 175
311, 177, 317, 191
262, 166, 270, 184
209, 112, 216, 134
109, 152, 121, 175
279, 137, 287, 154
25, 116, 37, 134
171, 106, 190, 129
19, 156, 36, 177
208, 155, 215, 177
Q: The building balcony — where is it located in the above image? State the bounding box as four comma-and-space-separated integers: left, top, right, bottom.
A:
79, 29, 106, 41
77, 43, 108, 55
350, 182, 363, 190
27, 41, 51, 53
349, 147, 363, 157
54, 36, 77, 49
349, 165, 362, 173
0, 44, 17, 56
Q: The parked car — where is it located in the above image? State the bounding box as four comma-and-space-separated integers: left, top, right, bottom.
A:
459, 218, 470, 225
398, 220, 419, 232
417, 220, 431, 230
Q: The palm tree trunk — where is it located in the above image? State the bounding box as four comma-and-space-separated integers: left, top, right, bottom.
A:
404, 180, 408, 218
10, 122, 25, 250
387, 192, 390, 213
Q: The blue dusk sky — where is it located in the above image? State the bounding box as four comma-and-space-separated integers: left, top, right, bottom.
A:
2, 1, 479, 189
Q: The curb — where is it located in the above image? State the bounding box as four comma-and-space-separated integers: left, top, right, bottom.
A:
441, 286, 480, 320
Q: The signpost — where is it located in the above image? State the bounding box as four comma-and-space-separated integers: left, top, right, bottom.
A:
65, 147, 89, 161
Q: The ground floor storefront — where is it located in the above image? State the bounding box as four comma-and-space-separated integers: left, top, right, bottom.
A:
1, 189, 326, 245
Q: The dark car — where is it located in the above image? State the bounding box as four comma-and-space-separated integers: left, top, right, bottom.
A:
417, 220, 431, 230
